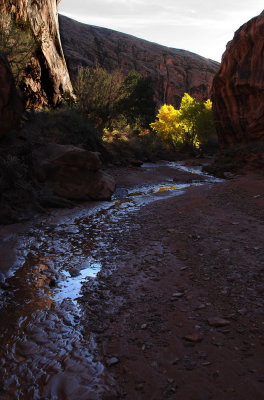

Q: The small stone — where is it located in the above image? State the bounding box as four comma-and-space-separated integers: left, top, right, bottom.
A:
151, 361, 158, 368
49, 278, 56, 287
237, 308, 247, 315
226, 388, 235, 393
167, 378, 174, 384
141, 323, 147, 329
69, 268, 80, 277
135, 383, 144, 391
172, 292, 184, 298
183, 332, 203, 343
106, 357, 119, 367
208, 317, 231, 327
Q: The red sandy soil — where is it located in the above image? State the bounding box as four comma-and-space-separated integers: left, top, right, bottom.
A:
81, 167, 264, 400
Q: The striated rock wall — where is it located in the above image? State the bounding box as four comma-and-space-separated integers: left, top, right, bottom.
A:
0, 0, 73, 107
59, 15, 219, 108
0, 51, 24, 136
212, 11, 264, 149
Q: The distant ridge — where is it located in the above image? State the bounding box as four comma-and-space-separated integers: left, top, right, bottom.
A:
59, 15, 219, 107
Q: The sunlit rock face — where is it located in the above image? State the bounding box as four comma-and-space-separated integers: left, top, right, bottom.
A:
0, 52, 24, 136
59, 15, 219, 108
212, 10, 264, 149
0, 0, 73, 107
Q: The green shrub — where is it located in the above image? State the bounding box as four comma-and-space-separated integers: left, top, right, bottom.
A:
26, 108, 104, 152
73, 66, 157, 132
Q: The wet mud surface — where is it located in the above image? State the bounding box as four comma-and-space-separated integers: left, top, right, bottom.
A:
0, 161, 264, 399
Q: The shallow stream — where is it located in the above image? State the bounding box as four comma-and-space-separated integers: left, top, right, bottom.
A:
0, 162, 221, 400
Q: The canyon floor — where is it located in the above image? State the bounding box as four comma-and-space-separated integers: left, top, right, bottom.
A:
0, 161, 263, 399
88, 164, 264, 400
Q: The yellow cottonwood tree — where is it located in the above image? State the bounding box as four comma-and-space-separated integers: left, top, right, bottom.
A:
150, 94, 217, 151
150, 104, 184, 149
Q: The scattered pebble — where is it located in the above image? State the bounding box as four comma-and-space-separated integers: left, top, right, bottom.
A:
135, 383, 144, 391
49, 278, 56, 288
106, 357, 119, 367
172, 292, 184, 298
208, 317, 231, 327
197, 304, 206, 310
201, 361, 211, 366
183, 332, 203, 343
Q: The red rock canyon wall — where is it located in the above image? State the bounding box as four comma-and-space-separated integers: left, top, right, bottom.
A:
59, 15, 219, 108
212, 10, 264, 149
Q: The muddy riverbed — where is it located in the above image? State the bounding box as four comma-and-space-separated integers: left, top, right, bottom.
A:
0, 161, 264, 399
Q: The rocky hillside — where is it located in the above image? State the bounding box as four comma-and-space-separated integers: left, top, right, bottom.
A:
212, 10, 264, 149
0, 0, 73, 107
59, 15, 219, 108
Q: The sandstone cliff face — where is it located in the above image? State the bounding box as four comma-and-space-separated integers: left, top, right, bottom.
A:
212, 11, 264, 149
0, 0, 73, 107
59, 15, 219, 108
0, 52, 24, 136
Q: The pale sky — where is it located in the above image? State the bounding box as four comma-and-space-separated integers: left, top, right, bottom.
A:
58, 1, 263, 62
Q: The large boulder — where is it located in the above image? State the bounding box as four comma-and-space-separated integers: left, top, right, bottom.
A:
212, 10, 264, 149
0, 0, 73, 107
59, 15, 219, 108
0, 52, 24, 136
33, 144, 115, 201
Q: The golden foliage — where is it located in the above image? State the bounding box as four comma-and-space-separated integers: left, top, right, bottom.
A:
150, 94, 216, 151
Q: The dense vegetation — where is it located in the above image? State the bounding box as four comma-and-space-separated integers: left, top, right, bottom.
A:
72, 66, 217, 161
